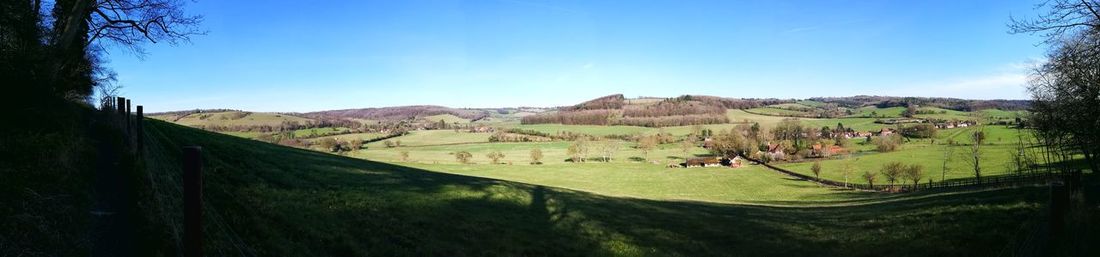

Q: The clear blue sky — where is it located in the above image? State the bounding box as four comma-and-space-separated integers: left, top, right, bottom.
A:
108, 0, 1049, 112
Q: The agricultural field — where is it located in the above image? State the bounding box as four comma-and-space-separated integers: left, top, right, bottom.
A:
365, 130, 493, 147
775, 125, 1061, 185
141, 119, 1059, 257
156, 111, 313, 127
419, 114, 471, 124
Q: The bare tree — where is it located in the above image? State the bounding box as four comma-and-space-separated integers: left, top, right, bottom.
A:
862, 171, 877, 188
486, 151, 505, 164
1009, 0, 1100, 45
454, 151, 472, 164
841, 157, 857, 188
811, 161, 822, 179
941, 143, 955, 182
530, 148, 543, 164
904, 164, 925, 188
1012, 0, 1100, 174
637, 136, 658, 161
679, 139, 694, 160
966, 117, 987, 183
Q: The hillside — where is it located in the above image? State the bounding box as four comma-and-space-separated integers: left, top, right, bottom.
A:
139, 119, 1057, 256
522, 94, 785, 127
150, 110, 314, 127
305, 105, 490, 121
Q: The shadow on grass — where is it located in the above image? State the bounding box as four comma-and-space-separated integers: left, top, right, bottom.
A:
143, 120, 1075, 257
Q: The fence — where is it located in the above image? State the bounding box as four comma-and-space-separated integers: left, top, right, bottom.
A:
99, 96, 214, 257
745, 156, 1069, 193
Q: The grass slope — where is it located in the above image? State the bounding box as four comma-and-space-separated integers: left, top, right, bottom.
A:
141, 119, 1053, 257
162, 111, 313, 127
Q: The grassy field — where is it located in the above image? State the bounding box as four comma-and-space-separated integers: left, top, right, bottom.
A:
307, 132, 388, 142
776, 125, 1046, 184
142, 119, 1062, 257
161, 111, 313, 127
421, 114, 471, 124
366, 130, 492, 147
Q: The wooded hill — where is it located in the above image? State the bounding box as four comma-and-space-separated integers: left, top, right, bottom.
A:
809, 96, 1030, 111
304, 105, 491, 121
521, 94, 791, 127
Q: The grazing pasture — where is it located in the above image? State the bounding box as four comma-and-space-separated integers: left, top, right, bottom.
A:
142, 119, 1053, 257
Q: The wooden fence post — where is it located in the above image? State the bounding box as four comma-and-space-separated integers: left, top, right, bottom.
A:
126, 99, 132, 140
116, 97, 125, 116
183, 146, 203, 257
136, 106, 144, 153
1050, 181, 1067, 235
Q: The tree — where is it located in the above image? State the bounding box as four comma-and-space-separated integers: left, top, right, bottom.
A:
637, 136, 658, 161
904, 164, 925, 188
395, 140, 402, 147
941, 144, 955, 182
399, 150, 410, 162
771, 119, 805, 149
1011, 0, 1100, 175
350, 139, 364, 150
595, 140, 620, 162
530, 148, 543, 164
568, 138, 589, 163
841, 157, 857, 188
811, 161, 822, 179
455, 151, 473, 164
8, 0, 204, 100
318, 138, 339, 152
881, 161, 905, 188
679, 139, 695, 160
708, 129, 748, 158
901, 124, 938, 138
903, 104, 917, 118
967, 119, 987, 183
862, 171, 878, 188
384, 140, 395, 148
872, 134, 903, 152
486, 151, 505, 164
567, 143, 581, 163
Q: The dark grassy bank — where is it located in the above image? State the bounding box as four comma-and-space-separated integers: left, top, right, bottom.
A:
141, 119, 1085, 257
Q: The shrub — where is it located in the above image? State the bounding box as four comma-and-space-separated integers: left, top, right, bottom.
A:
811, 161, 822, 179
454, 151, 473, 164
486, 151, 505, 164
880, 161, 905, 187
872, 134, 903, 152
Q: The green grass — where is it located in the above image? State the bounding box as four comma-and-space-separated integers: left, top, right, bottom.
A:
746, 107, 812, 116
290, 127, 350, 138
504, 123, 745, 137
775, 125, 1049, 184
847, 106, 906, 118
140, 119, 1062, 256
308, 132, 388, 142
167, 111, 313, 127
421, 114, 471, 124
367, 130, 492, 147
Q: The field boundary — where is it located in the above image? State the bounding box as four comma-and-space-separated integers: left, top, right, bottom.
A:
744, 156, 1064, 192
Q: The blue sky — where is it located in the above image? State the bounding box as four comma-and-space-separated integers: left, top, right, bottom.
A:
108, 0, 1049, 112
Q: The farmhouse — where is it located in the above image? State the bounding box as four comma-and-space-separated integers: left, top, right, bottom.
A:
685, 157, 722, 168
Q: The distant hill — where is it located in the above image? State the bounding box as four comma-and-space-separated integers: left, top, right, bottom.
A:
149, 110, 314, 127
808, 96, 1030, 111
521, 94, 790, 127
304, 105, 490, 121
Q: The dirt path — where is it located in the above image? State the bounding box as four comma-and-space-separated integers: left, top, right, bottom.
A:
89, 123, 137, 257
